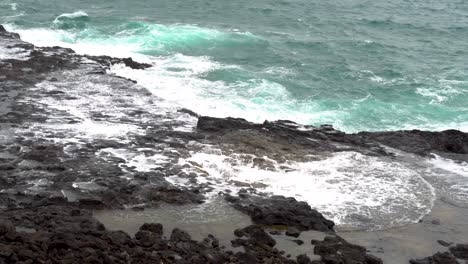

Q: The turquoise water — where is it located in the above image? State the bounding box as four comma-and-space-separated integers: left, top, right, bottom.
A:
1, 0, 467, 132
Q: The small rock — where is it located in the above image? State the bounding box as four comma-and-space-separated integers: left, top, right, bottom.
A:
170, 228, 191, 242
438, 240, 453, 247
285, 227, 300, 238
139, 223, 163, 236
292, 239, 304, 245
297, 254, 312, 264
410, 251, 459, 264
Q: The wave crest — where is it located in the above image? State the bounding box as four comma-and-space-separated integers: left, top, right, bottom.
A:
53, 11, 89, 30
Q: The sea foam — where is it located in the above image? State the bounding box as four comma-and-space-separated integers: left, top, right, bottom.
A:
166, 149, 435, 231
53, 11, 89, 24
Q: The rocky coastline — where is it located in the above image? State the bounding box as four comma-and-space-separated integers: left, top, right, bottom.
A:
1, 25, 467, 263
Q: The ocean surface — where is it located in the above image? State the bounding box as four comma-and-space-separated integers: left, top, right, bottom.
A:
1, 0, 467, 133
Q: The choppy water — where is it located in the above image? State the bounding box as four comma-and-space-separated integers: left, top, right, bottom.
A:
1, 0, 467, 132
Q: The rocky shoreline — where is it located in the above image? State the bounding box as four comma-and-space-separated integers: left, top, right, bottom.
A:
1, 25, 467, 263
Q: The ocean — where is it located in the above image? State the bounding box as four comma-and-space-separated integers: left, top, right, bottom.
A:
1, 0, 467, 133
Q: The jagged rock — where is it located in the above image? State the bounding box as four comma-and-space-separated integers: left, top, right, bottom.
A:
286, 227, 301, 238
449, 244, 468, 259
356, 130, 468, 156
148, 187, 205, 204
226, 194, 334, 232
437, 240, 452, 247
292, 239, 304, 245
297, 254, 312, 264
232, 225, 276, 248
170, 228, 192, 242
409, 252, 459, 264
312, 236, 383, 264
139, 223, 163, 236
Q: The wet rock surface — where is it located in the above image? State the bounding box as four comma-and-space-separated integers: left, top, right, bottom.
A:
0, 208, 232, 264
355, 130, 468, 162
311, 236, 383, 264
0, 26, 466, 263
409, 252, 460, 264
0, 200, 381, 264
225, 194, 335, 233
449, 244, 468, 260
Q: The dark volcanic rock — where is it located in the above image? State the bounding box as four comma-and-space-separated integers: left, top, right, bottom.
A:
311, 236, 383, 264
231, 225, 296, 264
409, 252, 460, 264
0, 204, 310, 264
232, 225, 276, 248
0, 215, 235, 264
0, 204, 105, 232
0, 25, 19, 39
170, 228, 192, 242
85, 55, 152, 70
437, 240, 452, 247
147, 187, 205, 204
449, 244, 468, 259
139, 223, 163, 236
356, 130, 468, 157
297, 254, 312, 264
226, 194, 334, 233
197, 116, 263, 132
292, 239, 304, 245
286, 227, 301, 238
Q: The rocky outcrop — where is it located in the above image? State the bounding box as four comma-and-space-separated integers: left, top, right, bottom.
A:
409, 252, 460, 264
197, 116, 468, 163
0, 25, 19, 39
311, 236, 383, 264
0, 202, 369, 264
355, 130, 468, 159
225, 194, 335, 233
231, 225, 296, 264
449, 244, 468, 260
0, 217, 233, 263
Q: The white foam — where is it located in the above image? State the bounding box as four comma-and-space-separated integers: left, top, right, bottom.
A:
53, 11, 89, 24
72, 181, 105, 191
0, 46, 30, 60
25, 80, 142, 140
99, 148, 169, 172
4, 25, 146, 60
5, 24, 466, 134
175, 150, 435, 230
427, 154, 468, 178
415, 81, 464, 104
110, 62, 335, 126
3, 24, 335, 128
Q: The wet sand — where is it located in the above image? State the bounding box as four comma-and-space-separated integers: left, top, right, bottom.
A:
340, 200, 468, 263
